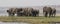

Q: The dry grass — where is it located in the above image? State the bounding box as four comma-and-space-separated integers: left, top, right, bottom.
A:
0, 16, 60, 24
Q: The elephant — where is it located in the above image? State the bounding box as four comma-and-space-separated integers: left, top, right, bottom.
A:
51, 8, 56, 17
7, 10, 12, 16
7, 8, 17, 16
7, 7, 39, 17
31, 9, 39, 17
35, 9, 39, 16
21, 8, 39, 16
16, 8, 25, 16
23, 8, 33, 16
7, 8, 25, 16
27, 8, 34, 16
7, 8, 32, 16
43, 6, 52, 17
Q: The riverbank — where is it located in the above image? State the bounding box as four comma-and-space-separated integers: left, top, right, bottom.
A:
0, 16, 60, 24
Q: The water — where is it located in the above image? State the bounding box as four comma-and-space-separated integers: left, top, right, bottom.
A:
0, 22, 30, 24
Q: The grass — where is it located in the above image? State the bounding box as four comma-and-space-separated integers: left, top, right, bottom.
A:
0, 16, 60, 24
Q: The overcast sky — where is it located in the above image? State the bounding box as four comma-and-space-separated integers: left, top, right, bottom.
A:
0, 0, 59, 7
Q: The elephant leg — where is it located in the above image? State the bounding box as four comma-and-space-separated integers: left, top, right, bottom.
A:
35, 14, 36, 17
17, 13, 20, 16
28, 14, 31, 16
33, 13, 35, 17
31, 13, 33, 16
34, 13, 36, 17
17, 14, 19, 16
53, 13, 56, 17
24, 12, 25, 16
45, 12, 48, 17
9, 13, 11, 16
22, 13, 24, 16
20, 13, 23, 16
52, 13, 53, 17
49, 12, 52, 17
11, 13, 15, 16
32, 13, 34, 16
20, 13, 22, 16
51, 12, 54, 17
43, 11, 46, 16
53, 11, 56, 17
13, 13, 15, 16
32, 13, 36, 17
54, 14, 55, 17
28, 14, 29, 16
43, 12, 46, 16
25, 13, 28, 16
29, 14, 31, 16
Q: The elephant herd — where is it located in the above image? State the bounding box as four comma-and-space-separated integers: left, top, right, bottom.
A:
7, 6, 56, 17
7, 8, 39, 17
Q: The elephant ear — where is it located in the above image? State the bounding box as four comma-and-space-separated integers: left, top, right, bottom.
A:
47, 7, 52, 11
12, 8, 17, 13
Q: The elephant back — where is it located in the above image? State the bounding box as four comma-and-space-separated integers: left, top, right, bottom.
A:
47, 7, 52, 12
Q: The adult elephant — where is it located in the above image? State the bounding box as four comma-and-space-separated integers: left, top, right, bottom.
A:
16, 8, 25, 16
7, 8, 25, 16
24, 8, 39, 16
43, 6, 52, 17
7, 8, 17, 16
51, 8, 56, 17
23, 8, 33, 16
16, 8, 33, 16
35, 9, 39, 16
31, 9, 39, 17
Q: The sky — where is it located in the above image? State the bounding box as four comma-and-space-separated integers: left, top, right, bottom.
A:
0, 0, 59, 7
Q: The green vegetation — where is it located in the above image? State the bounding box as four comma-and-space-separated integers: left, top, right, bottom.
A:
0, 16, 60, 24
